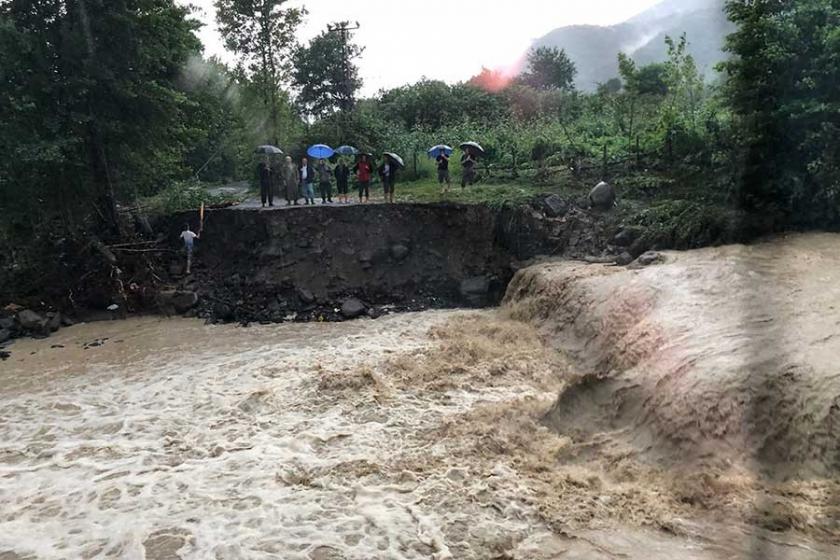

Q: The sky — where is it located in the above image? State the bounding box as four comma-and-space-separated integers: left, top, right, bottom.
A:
185, 0, 662, 96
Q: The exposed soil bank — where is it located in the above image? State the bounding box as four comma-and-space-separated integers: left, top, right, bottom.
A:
153, 201, 618, 324
503, 233, 840, 540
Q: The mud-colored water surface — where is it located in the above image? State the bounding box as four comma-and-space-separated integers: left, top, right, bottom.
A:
3, 236, 840, 559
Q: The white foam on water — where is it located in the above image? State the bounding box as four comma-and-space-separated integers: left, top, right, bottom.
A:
0, 313, 547, 560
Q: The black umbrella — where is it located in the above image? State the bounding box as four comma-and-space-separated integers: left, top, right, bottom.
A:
459, 141, 485, 156
383, 152, 405, 168
254, 145, 284, 155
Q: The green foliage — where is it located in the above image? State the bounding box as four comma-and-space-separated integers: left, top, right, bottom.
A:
720, 0, 840, 226
0, 0, 203, 232
215, 0, 304, 145
292, 21, 363, 117
142, 178, 246, 215
519, 46, 577, 92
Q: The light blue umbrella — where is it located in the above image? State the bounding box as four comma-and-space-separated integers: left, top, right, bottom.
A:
307, 144, 335, 159
428, 145, 453, 159
335, 145, 359, 156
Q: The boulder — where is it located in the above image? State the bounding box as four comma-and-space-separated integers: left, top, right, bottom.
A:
159, 290, 199, 313
0, 328, 10, 344
297, 288, 316, 305
213, 302, 235, 322
589, 181, 616, 210
16, 310, 47, 333
0, 317, 14, 330
45, 312, 62, 333
3, 303, 24, 315
390, 244, 410, 261
60, 315, 76, 328
460, 276, 490, 307
613, 228, 640, 247
340, 298, 367, 319
636, 251, 665, 267
614, 252, 634, 266
541, 194, 569, 217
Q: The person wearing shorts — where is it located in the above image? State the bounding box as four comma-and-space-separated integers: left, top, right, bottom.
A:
436, 152, 451, 192
353, 155, 373, 203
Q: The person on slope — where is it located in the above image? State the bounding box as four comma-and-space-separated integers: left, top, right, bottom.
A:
180, 224, 199, 275
436, 150, 451, 193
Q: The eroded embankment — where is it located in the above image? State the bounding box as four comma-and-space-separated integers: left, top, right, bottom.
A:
156, 201, 615, 324
503, 233, 840, 538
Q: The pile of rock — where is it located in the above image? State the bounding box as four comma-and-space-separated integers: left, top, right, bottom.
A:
0, 303, 73, 345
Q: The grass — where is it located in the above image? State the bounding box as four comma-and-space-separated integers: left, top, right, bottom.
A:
396, 177, 567, 208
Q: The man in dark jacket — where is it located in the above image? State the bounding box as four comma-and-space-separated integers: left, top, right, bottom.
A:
258, 158, 274, 207
316, 159, 333, 204
335, 161, 351, 204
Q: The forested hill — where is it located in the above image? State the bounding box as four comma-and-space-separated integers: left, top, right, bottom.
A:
532, 0, 733, 90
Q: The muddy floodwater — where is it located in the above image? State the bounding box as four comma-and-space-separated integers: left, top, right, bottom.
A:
2, 242, 840, 560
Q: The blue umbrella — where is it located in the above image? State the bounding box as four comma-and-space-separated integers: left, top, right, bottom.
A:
428, 145, 453, 159
307, 144, 335, 159
335, 145, 359, 156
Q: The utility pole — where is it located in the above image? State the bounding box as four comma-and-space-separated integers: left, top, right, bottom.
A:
327, 21, 360, 114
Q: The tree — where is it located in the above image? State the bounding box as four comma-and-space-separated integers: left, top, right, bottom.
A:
292, 21, 363, 118
721, 0, 840, 223
519, 46, 577, 92
0, 0, 202, 232
215, 0, 304, 145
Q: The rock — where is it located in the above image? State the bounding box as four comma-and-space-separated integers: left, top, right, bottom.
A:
45, 312, 62, 333
636, 251, 665, 267
390, 244, 410, 261
0, 317, 14, 330
0, 328, 10, 344
614, 252, 634, 266
213, 302, 235, 322
4, 303, 24, 315
16, 310, 47, 333
460, 276, 490, 296
0, 350, 10, 361
460, 276, 490, 307
297, 288, 316, 304
159, 290, 199, 313
340, 298, 367, 319
589, 181, 616, 210
613, 228, 640, 247
541, 194, 569, 217
60, 315, 76, 327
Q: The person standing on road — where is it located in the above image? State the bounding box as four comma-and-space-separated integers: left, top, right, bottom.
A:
379, 159, 397, 204
353, 155, 373, 203
258, 157, 274, 207
317, 159, 333, 204
460, 150, 477, 189
300, 157, 316, 205
335, 160, 350, 204
437, 151, 451, 193
180, 224, 199, 275
283, 155, 299, 205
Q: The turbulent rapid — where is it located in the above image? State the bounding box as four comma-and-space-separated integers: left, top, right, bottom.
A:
2, 234, 840, 559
